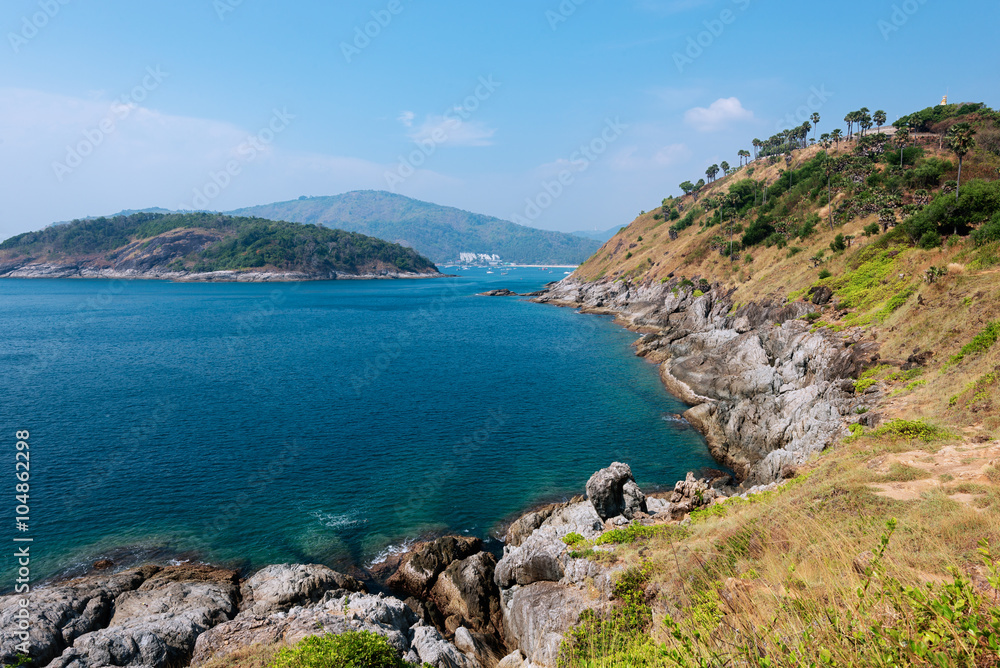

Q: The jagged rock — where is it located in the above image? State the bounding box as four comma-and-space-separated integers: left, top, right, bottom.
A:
497, 648, 527, 668
504, 504, 564, 548
495, 503, 603, 589
808, 285, 833, 305
479, 289, 519, 297
585, 463, 647, 521
387, 536, 483, 598
902, 349, 934, 370
502, 582, 596, 668
430, 553, 502, 638
92, 560, 115, 571
411, 625, 480, 668
240, 563, 364, 615
49, 565, 240, 668
858, 412, 883, 428
0, 566, 159, 667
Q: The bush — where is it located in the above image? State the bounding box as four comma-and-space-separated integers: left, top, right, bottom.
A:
972, 210, 1000, 246
864, 222, 881, 237
919, 230, 942, 248
830, 234, 847, 252
949, 321, 1000, 365
903, 157, 952, 189
819, 268, 832, 279
272, 632, 409, 668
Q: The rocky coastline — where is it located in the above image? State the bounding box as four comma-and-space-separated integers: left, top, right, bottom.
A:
2, 462, 760, 668
534, 277, 885, 485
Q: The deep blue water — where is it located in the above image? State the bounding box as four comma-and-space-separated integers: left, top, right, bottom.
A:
0, 269, 715, 582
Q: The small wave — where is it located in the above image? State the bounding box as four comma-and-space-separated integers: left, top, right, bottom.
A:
311, 510, 365, 530
661, 414, 690, 425
366, 538, 417, 568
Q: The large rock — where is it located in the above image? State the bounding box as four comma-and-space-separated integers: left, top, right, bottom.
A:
495, 502, 604, 589
585, 463, 647, 520
48, 565, 241, 668
240, 563, 364, 615
430, 552, 502, 638
502, 582, 597, 668
0, 566, 158, 667
387, 536, 483, 598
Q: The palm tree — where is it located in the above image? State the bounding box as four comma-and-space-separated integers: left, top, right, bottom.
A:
844, 112, 854, 139
721, 161, 731, 176
811, 112, 820, 141
858, 108, 872, 136
801, 122, 812, 148
706, 164, 719, 183
946, 122, 976, 200
873, 110, 887, 133
895, 125, 910, 167
752, 138, 762, 160
820, 132, 831, 149
738, 149, 751, 167
831, 128, 843, 148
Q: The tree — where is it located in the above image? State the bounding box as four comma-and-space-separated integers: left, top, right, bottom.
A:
895, 125, 910, 167
946, 122, 976, 200
811, 112, 820, 141
752, 138, 762, 160
801, 122, 812, 148
706, 164, 720, 182
859, 108, 872, 136
831, 128, 843, 147
845, 112, 854, 139
679, 180, 695, 196
738, 149, 751, 167
873, 110, 887, 133
720, 161, 731, 176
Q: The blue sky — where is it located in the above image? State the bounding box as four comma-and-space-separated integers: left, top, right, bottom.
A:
1, 0, 998, 239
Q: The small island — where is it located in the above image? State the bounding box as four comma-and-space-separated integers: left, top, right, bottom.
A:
0, 212, 441, 281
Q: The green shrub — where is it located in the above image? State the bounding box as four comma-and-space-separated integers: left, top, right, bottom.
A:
871, 419, 949, 442
562, 532, 586, 546
830, 234, 847, 252
919, 230, 942, 249
595, 522, 664, 545
271, 631, 409, 668
864, 222, 881, 237
818, 268, 832, 279
692, 289, 705, 298
949, 320, 1000, 365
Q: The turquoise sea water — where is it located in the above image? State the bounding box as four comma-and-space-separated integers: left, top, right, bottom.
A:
0, 269, 716, 582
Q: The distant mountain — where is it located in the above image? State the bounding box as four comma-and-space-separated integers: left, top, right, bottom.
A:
228, 191, 601, 264
0, 212, 439, 280
569, 226, 622, 243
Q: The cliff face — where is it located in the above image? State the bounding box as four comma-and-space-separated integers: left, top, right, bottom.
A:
536, 279, 882, 485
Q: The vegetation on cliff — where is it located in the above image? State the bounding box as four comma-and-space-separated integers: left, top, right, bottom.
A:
0, 212, 439, 276
560, 101, 1000, 667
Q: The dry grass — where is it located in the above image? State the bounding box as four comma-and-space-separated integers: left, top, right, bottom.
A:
196, 643, 283, 668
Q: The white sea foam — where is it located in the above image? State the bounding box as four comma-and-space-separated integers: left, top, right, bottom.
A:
366, 538, 417, 567
311, 510, 365, 530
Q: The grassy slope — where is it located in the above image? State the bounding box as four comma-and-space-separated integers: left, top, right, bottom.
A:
228, 191, 602, 265
560, 120, 1000, 666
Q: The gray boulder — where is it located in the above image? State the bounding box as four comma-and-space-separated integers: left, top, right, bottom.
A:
585, 463, 647, 520
502, 582, 598, 668
241, 563, 364, 615
387, 536, 482, 598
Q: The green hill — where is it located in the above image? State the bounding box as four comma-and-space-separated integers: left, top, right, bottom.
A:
228, 191, 601, 264
0, 212, 439, 278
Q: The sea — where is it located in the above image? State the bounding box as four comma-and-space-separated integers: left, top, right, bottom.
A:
0, 268, 717, 584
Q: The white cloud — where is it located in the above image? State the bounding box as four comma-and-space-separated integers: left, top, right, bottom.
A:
683, 97, 754, 132
397, 110, 415, 128
409, 113, 496, 147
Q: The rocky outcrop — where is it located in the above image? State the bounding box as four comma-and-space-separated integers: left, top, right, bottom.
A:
29, 565, 241, 668
502, 582, 596, 668
240, 563, 364, 615
585, 462, 647, 520
387, 536, 483, 598
536, 280, 881, 485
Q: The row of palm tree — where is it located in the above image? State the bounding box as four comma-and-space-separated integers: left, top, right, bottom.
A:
843, 108, 887, 139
